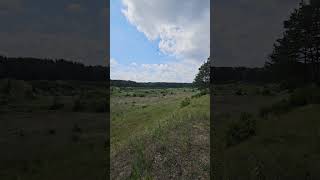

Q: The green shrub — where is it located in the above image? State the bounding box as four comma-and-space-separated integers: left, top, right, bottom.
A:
93, 99, 108, 113
259, 99, 291, 117
180, 97, 191, 108
0, 95, 9, 105
48, 129, 56, 135
289, 89, 308, 106
49, 96, 64, 110
226, 112, 256, 147
261, 87, 272, 96
191, 90, 207, 99
235, 89, 244, 96
72, 98, 85, 112
24, 88, 36, 100
72, 123, 82, 133
259, 86, 320, 117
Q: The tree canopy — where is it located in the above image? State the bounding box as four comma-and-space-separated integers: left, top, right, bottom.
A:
193, 57, 210, 90
0, 56, 108, 81
266, 1, 320, 84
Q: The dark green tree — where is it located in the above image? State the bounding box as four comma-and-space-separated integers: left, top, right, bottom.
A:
267, 0, 320, 84
193, 57, 210, 91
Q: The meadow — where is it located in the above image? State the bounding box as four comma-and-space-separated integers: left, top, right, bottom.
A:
110, 86, 210, 179
213, 82, 320, 179
0, 79, 107, 180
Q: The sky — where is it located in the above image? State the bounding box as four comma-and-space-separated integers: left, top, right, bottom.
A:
0, 0, 107, 65
212, 0, 302, 67
110, 0, 210, 83
0, 0, 304, 80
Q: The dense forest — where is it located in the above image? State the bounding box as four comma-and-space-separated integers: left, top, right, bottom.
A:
0, 56, 108, 81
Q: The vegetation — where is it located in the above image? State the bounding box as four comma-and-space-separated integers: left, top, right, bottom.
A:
0, 56, 107, 81
193, 57, 210, 90
211, 1, 320, 178
0, 57, 108, 180
110, 86, 209, 179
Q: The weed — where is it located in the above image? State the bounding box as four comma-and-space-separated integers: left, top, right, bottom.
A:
226, 112, 256, 147
72, 123, 82, 133
235, 89, 244, 96
180, 97, 191, 108
48, 129, 56, 135
49, 96, 64, 110
73, 98, 85, 112
130, 140, 152, 179
261, 87, 272, 96
94, 99, 108, 113
72, 134, 80, 142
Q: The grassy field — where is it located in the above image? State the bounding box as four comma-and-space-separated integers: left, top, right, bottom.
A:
213, 82, 320, 179
0, 79, 107, 180
110, 86, 210, 179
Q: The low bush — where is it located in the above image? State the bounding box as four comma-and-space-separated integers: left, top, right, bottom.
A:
72, 123, 82, 133
259, 99, 290, 117
93, 99, 108, 113
191, 90, 207, 99
261, 87, 272, 96
48, 129, 56, 135
72, 98, 86, 112
226, 112, 256, 147
49, 96, 64, 110
259, 86, 320, 117
180, 97, 191, 108
235, 89, 244, 96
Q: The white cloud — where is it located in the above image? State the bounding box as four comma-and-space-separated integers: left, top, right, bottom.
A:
110, 58, 118, 67
114, 0, 209, 82
122, 0, 209, 61
110, 58, 203, 83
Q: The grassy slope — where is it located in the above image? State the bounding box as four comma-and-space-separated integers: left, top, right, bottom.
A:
0, 80, 107, 180
214, 83, 320, 179
111, 87, 209, 179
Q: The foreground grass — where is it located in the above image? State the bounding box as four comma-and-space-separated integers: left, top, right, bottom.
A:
110, 87, 209, 179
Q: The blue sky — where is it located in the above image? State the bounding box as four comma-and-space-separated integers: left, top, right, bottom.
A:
110, 0, 210, 83
111, 0, 170, 66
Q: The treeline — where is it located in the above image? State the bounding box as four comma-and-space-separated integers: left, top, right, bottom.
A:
211, 67, 270, 84
0, 56, 108, 81
111, 80, 192, 88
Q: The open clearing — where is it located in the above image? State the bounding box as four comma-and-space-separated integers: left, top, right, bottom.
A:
110, 87, 210, 179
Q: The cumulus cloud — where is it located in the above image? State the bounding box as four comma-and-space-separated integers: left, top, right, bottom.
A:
122, 0, 209, 60
114, 0, 209, 82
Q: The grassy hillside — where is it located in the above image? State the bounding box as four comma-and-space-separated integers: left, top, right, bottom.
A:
110, 87, 210, 179
213, 83, 320, 179
0, 79, 107, 180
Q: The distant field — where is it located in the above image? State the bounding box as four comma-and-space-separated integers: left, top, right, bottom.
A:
0, 79, 107, 180
213, 83, 320, 179
110, 86, 210, 179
